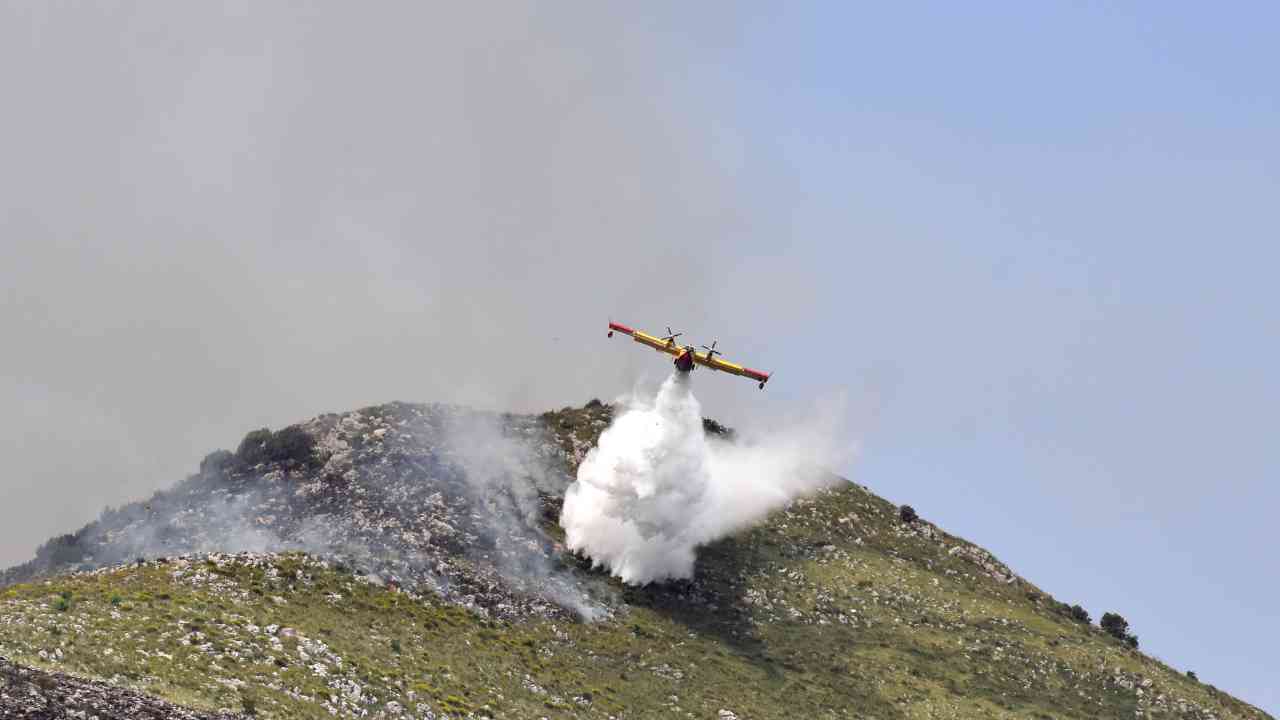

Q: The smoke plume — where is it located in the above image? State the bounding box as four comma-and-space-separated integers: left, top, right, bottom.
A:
2, 402, 617, 621
560, 374, 846, 584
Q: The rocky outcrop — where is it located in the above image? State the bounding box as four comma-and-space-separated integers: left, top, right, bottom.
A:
1, 402, 617, 621
0, 655, 244, 719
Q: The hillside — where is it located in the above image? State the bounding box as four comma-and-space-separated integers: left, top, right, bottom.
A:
1, 400, 1271, 719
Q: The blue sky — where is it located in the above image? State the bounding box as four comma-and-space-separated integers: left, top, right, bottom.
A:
1, 2, 1275, 712
695, 3, 1279, 711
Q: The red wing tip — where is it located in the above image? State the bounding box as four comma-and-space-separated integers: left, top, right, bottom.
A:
608, 322, 635, 335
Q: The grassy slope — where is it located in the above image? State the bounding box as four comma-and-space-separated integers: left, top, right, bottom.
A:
0, 403, 1270, 719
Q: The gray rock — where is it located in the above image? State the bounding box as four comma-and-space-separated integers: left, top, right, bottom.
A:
0, 655, 245, 719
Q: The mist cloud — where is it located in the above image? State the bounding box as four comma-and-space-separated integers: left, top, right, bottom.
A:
560, 373, 847, 584
0, 4, 787, 566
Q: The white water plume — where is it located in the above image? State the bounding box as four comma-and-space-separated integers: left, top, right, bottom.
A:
560, 374, 847, 584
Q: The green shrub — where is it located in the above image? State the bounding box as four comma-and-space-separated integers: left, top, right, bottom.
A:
199, 449, 234, 475
1068, 604, 1090, 623
899, 505, 919, 523
1101, 612, 1138, 647
701, 417, 735, 439
1100, 612, 1127, 638
235, 426, 316, 468
239, 688, 259, 716
35, 534, 88, 567
264, 425, 315, 465
235, 428, 274, 466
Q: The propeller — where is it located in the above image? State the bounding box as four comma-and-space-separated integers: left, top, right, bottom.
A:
662, 326, 683, 343
701, 340, 721, 358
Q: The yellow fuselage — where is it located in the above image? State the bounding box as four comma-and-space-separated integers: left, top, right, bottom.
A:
628, 330, 762, 381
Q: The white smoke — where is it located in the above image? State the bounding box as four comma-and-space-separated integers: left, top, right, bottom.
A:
560, 373, 848, 584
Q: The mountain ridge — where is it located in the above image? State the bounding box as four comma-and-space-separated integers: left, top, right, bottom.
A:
1, 399, 1270, 719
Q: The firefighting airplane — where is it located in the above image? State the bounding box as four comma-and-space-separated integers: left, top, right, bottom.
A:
607, 321, 772, 389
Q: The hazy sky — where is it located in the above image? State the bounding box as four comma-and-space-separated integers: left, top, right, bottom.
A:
2, 2, 1276, 712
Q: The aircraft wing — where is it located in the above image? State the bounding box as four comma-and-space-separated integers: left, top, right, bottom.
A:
608, 322, 683, 358
608, 321, 772, 388
694, 351, 771, 385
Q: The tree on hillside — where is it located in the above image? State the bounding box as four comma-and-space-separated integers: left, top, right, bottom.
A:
1101, 612, 1139, 648
899, 505, 918, 523
1100, 612, 1128, 638
35, 533, 88, 567
235, 425, 316, 469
